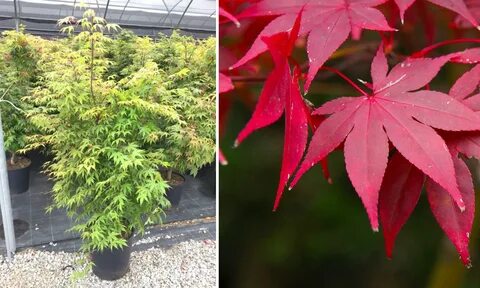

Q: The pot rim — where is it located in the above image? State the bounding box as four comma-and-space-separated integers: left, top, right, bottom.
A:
167, 172, 186, 188
171, 171, 186, 181
6, 156, 32, 171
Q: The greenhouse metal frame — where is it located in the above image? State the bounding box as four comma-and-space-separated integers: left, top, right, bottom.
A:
0, 0, 216, 37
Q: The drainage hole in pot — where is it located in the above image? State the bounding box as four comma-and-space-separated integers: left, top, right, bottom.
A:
0, 219, 30, 239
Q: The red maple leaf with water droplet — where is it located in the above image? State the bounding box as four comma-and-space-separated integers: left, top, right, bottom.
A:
379, 61, 480, 266
378, 152, 424, 259
378, 148, 475, 267
233, 10, 318, 210
394, 0, 479, 28
455, 0, 480, 28
290, 44, 480, 230
229, 0, 395, 91
219, 73, 234, 94
425, 150, 475, 267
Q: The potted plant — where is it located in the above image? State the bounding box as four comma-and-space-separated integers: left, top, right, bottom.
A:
189, 37, 216, 198
196, 159, 216, 198
165, 35, 216, 199
0, 29, 38, 194
117, 59, 185, 207
155, 68, 216, 205
28, 10, 173, 280
116, 33, 217, 206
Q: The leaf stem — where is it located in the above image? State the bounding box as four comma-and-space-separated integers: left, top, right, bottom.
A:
319, 67, 369, 96
412, 38, 480, 58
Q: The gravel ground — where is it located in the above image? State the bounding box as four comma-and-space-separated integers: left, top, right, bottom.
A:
0, 240, 217, 288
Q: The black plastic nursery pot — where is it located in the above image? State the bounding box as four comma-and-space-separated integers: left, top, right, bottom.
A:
166, 172, 186, 207
27, 148, 52, 170
91, 235, 133, 281
6, 156, 31, 194
196, 162, 215, 198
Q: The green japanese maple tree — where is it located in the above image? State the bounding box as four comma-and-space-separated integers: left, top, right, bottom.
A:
111, 31, 216, 179
0, 29, 38, 167
152, 35, 216, 178
28, 9, 175, 252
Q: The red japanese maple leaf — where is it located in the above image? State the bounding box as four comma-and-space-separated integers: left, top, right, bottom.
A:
455, 0, 480, 28
428, 63, 480, 266
450, 47, 480, 64
379, 150, 475, 266
425, 151, 475, 267
289, 44, 480, 231
378, 152, 424, 259
219, 73, 234, 94
220, 7, 241, 27
234, 10, 313, 210
230, 0, 395, 91
219, 150, 228, 165
379, 63, 480, 265
446, 63, 480, 159
394, 0, 480, 28
219, 88, 232, 166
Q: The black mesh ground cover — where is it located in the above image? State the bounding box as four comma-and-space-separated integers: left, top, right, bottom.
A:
0, 151, 216, 253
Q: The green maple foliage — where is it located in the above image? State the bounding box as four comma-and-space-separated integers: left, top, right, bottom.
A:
155, 34, 216, 176
0, 29, 38, 165
106, 29, 216, 177
27, 10, 175, 252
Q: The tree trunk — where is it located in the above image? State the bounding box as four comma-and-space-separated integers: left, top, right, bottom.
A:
167, 168, 173, 182
9, 152, 16, 166
90, 34, 95, 101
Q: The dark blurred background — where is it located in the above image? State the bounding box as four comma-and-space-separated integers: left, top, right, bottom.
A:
220, 2, 480, 288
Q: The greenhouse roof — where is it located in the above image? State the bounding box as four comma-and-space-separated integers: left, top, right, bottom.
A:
0, 0, 216, 38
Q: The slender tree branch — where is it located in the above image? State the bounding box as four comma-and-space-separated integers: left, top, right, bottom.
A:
412, 38, 480, 58
90, 32, 96, 103
0, 99, 24, 113
230, 54, 371, 91
0, 83, 14, 100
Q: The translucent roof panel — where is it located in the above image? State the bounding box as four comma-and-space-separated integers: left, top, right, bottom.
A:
0, 0, 15, 17
0, 0, 216, 38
